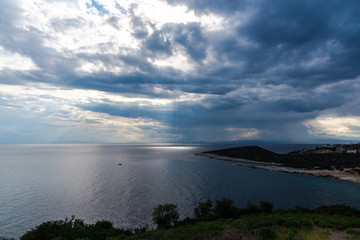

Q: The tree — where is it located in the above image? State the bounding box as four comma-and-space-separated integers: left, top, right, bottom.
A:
194, 199, 213, 220
246, 200, 261, 214
94, 220, 113, 230
152, 203, 180, 229
259, 201, 274, 213
214, 198, 239, 218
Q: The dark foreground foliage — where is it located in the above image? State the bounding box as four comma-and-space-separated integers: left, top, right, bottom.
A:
18, 200, 360, 240
152, 203, 180, 229
20, 216, 132, 240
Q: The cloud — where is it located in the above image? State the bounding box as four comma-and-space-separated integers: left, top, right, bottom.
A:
1, 0, 360, 143
0, 83, 175, 143
305, 116, 360, 139
164, 0, 250, 14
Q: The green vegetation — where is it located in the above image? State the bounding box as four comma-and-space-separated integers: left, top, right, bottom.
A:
17, 200, 360, 240
213, 198, 239, 219
204, 145, 360, 170
193, 199, 212, 221
152, 203, 180, 229
19, 216, 132, 240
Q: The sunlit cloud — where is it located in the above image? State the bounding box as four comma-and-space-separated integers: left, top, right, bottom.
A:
15, 0, 224, 75
225, 128, 261, 140
0, 83, 208, 106
0, 47, 39, 71
305, 116, 360, 139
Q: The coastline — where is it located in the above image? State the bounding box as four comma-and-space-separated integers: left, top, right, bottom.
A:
195, 153, 282, 166
197, 153, 360, 183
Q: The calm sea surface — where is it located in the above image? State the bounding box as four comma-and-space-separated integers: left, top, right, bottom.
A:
1, 144, 360, 239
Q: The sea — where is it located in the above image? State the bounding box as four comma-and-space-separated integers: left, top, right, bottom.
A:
1, 144, 360, 239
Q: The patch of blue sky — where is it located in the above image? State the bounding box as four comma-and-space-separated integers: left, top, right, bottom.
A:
115, 3, 127, 14
86, 0, 109, 16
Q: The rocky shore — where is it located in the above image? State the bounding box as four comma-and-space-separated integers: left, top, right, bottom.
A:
253, 165, 360, 183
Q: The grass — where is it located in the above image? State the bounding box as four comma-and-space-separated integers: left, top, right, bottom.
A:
132, 212, 359, 240
116, 212, 359, 240
347, 228, 360, 240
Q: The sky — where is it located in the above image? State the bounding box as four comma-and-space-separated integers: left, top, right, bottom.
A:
0, 0, 360, 144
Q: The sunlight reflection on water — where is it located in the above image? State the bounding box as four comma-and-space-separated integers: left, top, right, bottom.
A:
145, 146, 196, 150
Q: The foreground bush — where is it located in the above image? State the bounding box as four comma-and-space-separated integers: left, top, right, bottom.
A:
20, 216, 132, 240
194, 199, 213, 220
214, 198, 240, 219
258, 227, 277, 239
259, 201, 274, 213
316, 204, 360, 217
152, 203, 180, 229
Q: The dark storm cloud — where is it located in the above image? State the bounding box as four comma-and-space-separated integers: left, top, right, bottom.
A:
70, 75, 170, 97
235, 0, 360, 86
80, 102, 167, 120
264, 86, 354, 113
171, 23, 208, 61
144, 30, 173, 56
140, 22, 208, 61
166, 0, 360, 94
129, 7, 150, 39
69, 72, 238, 97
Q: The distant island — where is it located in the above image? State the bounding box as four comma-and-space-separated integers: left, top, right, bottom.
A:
196, 144, 360, 183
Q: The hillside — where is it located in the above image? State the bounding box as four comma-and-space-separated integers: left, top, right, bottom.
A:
204, 146, 278, 162
201, 145, 360, 170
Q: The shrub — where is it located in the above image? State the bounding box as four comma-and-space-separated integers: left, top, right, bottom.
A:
20, 217, 132, 240
246, 201, 261, 214
260, 201, 274, 213
294, 205, 310, 213
194, 199, 213, 220
347, 228, 360, 236
94, 220, 113, 230
133, 224, 149, 234
316, 204, 360, 217
177, 217, 197, 226
20, 220, 66, 240
214, 198, 239, 219
152, 203, 180, 229
280, 218, 312, 229
258, 227, 277, 239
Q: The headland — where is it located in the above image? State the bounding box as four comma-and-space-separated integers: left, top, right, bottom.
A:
196, 145, 360, 183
